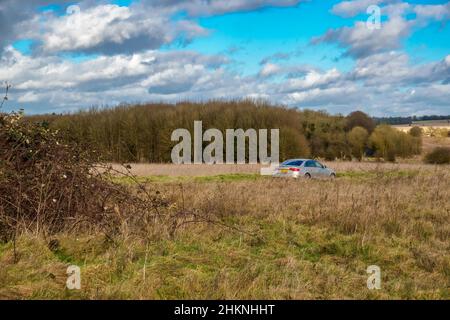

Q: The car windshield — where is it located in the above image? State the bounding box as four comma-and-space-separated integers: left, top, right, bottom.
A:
282, 160, 304, 167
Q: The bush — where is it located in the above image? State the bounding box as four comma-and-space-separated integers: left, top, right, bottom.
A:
0, 111, 169, 242
424, 147, 450, 164
369, 125, 422, 162
409, 126, 422, 137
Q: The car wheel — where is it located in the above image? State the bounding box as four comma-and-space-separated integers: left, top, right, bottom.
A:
304, 173, 311, 179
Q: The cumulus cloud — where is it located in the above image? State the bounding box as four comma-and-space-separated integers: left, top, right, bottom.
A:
349, 52, 450, 86
322, 1, 450, 59
1, 0, 449, 116
2, 42, 450, 116
313, 16, 412, 58
3, 0, 306, 55
281, 68, 342, 92
281, 52, 450, 115
0, 0, 69, 49
21, 4, 208, 55
0, 46, 234, 110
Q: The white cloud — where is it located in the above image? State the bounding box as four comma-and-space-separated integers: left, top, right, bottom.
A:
324, 1, 450, 60
314, 15, 412, 58
414, 2, 450, 21
332, 0, 388, 18
0, 47, 232, 109
350, 52, 450, 86
1, 0, 450, 116
26, 4, 208, 55
259, 63, 282, 77
3, 45, 450, 116
283, 68, 341, 91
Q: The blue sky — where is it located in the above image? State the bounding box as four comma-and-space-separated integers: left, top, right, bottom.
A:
182, 1, 356, 74
1, 0, 449, 116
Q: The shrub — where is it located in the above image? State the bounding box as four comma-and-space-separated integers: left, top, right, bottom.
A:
409, 126, 422, 137
369, 125, 422, 162
424, 147, 450, 164
0, 111, 169, 242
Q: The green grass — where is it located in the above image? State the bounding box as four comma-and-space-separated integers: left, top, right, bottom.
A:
112, 170, 423, 185
113, 173, 264, 184
1, 216, 447, 299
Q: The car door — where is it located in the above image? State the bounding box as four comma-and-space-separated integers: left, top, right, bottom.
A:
314, 161, 328, 177
304, 160, 318, 177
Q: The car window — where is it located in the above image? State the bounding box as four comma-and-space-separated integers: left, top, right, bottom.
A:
315, 161, 324, 168
283, 160, 304, 166
305, 160, 315, 167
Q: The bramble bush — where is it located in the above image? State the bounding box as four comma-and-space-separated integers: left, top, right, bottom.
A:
1, 106, 240, 244
0, 110, 169, 242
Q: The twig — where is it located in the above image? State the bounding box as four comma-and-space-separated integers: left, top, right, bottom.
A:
0, 82, 11, 109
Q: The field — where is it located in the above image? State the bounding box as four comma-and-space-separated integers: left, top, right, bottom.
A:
1, 161, 449, 299
393, 122, 450, 138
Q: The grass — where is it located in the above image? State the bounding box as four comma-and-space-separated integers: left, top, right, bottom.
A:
112, 173, 263, 184
112, 169, 423, 184
1, 164, 449, 300
337, 169, 421, 180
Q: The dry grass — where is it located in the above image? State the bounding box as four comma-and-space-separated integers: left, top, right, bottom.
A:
0, 163, 449, 300
110, 161, 449, 177
422, 136, 450, 154
110, 163, 262, 176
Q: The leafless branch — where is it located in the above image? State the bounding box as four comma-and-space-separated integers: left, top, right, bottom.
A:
0, 82, 11, 109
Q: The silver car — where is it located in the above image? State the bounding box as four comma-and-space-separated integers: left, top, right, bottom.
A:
273, 159, 336, 179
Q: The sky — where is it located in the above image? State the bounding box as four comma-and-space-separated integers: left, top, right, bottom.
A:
0, 0, 449, 116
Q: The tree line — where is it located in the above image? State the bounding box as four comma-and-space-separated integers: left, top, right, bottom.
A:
27, 100, 422, 163
374, 115, 450, 125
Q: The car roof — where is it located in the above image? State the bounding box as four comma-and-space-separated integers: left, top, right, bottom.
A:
282, 159, 313, 162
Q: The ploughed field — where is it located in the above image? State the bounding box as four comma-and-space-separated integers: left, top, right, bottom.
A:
1, 162, 449, 299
